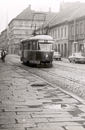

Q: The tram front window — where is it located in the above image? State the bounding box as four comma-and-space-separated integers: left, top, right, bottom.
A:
39, 43, 53, 51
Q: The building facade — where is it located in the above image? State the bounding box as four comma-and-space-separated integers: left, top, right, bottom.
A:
0, 5, 56, 54
0, 29, 8, 50
48, 23, 69, 57
68, 16, 85, 55
41, 2, 85, 57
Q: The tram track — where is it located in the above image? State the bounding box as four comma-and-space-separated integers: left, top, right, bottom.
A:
7, 59, 85, 103
38, 64, 85, 99
7, 56, 85, 99
40, 69, 85, 85
28, 65, 85, 99
19, 64, 85, 99
54, 61, 85, 74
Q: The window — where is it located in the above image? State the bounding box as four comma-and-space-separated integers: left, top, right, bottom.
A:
61, 44, 63, 56
71, 25, 74, 36
39, 42, 53, 51
64, 27, 67, 37
76, 24, 79, 35
23, 42, 28, 49
53, 30, 54, 38
80, 22, 84, 34
54, 29, 57, 38
28, 43, 30, 50
58, 44, 60, 52
30, 41, 32, 50
54, 30, 55, 38
56, 29, 58, 38
80, 44, 84, 52
61, 28, 63, 38
58, 28, 60, 38
32, 41, 38, 50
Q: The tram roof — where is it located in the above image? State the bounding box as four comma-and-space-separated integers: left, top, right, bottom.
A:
21, 35, 54, 42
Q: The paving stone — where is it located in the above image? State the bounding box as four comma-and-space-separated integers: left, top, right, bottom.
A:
31, 113, 72, 118
26, 127, 64, 130
2, 100, 42, 106
33, 117, 48, 123
0, 111, 16, 116
0, 123, 36, 129
62, 98, 79, 104
65, 125, 85, 130
48, 117, 85, 122
15, 117, 48, 124
6, 128, 25, 130
3, 105, 42, 112
0, 118, 15, 124
0, 129, 13, 130
15, 118, 34, 124
45, 121, 82, 126
16, 112, 31, 117
37, 123, 64, 130
78, 105, 85, 112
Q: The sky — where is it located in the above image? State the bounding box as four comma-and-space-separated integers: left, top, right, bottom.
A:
0, 0, 85, 32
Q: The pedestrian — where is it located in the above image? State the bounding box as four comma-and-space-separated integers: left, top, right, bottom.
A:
1, 49, 6, 62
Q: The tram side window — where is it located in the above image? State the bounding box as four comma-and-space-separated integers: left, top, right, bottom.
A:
20, 43, 23, 50
30, 41, 32, 50
32, 41, 38, 50
28, 43, 30, 50
23, 42, 28, 50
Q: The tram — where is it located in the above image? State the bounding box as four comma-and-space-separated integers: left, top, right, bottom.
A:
20, 35, 54, 65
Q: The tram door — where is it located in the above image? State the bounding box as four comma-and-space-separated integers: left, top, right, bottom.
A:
80, 44, 85, 56
80, 44, 84, 52
72, 42, 85, 54
72, 42, 79, 53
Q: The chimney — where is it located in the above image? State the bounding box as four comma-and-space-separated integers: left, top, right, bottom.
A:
28, 4, 31, 10
49, 7, 51, 13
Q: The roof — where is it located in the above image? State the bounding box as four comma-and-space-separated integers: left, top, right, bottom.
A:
46, 2, 85, 27
30, 35, 53, 40
15, 6, 57, 22
21, 35, 54, 42
68, 5, 85, 21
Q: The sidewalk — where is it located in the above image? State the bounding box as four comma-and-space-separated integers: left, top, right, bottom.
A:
0, 59, 43, 130
62, 58, 69, 63
0, 56, 85, 130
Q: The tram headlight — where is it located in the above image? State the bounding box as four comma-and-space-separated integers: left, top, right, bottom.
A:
46, 54, 48, 58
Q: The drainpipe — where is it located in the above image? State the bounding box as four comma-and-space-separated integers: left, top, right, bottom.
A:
72, 19, 76, 53
73, 19, 79, 53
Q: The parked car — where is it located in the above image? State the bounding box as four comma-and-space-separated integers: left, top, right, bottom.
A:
53, 51, 61, 60
68, 52, 85, 63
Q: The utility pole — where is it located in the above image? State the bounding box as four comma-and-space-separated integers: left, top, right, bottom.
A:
74, 19, 76, 43
31, 12, 46, 35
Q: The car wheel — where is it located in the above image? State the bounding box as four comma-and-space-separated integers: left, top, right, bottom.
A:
69, 59, 71, 63
72, 60, 75, 63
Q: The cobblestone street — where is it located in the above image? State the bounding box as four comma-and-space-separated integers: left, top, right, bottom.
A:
0, 56, 85, 130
